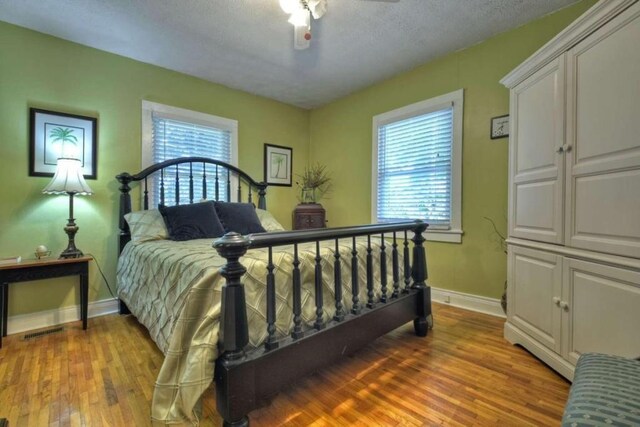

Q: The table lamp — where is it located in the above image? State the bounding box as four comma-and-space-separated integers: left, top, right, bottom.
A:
42, 157, 93, 258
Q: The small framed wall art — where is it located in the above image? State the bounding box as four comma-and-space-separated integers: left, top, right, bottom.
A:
490, 114, 509, 139
264, 143, 293, 187
29, 108, 98, 179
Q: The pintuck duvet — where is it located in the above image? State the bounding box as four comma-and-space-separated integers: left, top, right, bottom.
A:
116, 236, 397, 425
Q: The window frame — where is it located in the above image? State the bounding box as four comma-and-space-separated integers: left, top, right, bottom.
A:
141, 100, 239, 204
371, 89, 464, 243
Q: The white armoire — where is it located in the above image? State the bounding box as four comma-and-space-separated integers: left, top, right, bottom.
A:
501, 0, 640, 380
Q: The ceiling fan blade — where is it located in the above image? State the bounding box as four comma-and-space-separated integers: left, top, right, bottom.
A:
308, 0, 328, 19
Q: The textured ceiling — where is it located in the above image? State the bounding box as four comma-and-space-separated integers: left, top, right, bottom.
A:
0, 0, 579, 108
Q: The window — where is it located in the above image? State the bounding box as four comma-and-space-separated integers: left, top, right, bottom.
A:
141, 101, 238, 206
372, 89, 463, 243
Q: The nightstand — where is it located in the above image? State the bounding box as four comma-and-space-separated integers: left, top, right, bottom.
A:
0, 256, 92, 348
293, 203, 326, 230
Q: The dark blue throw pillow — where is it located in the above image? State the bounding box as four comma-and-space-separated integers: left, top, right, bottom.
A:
159, 201, 225, 241
214, 202, 266, 235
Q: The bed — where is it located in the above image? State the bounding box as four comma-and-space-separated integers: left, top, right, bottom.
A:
116, 157, 432, 426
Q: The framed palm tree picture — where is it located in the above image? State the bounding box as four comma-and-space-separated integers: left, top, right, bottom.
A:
264, 143, 292, 186
29, 108, 98, 179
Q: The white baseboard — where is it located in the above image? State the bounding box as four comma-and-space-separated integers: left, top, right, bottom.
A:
431, 286, 505, 318
7, 298, 119, 335
5, 290, 503, 335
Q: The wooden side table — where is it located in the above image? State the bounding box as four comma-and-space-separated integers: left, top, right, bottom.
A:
293, 203, 327, 230
0, 256, 92, 348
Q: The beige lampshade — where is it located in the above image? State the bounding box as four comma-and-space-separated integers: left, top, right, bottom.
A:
42, 158, 93, 195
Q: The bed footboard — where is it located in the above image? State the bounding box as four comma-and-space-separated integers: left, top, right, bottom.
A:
213, 220, 431, 426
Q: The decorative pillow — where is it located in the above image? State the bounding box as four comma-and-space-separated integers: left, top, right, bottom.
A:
214, 202, 266, 235
159, 201, 225, 241
256, 208, 286, 232
124, 209, 169, 243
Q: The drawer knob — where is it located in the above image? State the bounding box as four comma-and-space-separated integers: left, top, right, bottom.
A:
552, 297, 561, 306
559, 301, 569, 311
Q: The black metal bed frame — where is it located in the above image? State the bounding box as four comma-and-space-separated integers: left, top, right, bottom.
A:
116, 157, 432, 426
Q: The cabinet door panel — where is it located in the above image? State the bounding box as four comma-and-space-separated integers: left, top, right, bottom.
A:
515, 181, 560, 237
566, 3, 640, 257
574, 170, 640, 246
563, 258, 640, 365
510, 57, 565, 244
508, 246, 562, 352
306, 214, 324, 229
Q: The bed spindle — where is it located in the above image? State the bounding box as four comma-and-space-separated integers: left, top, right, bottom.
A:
160, 169, 165, 206
189, 163, 194, 204
380, 233, 387, 303
215, 165, 220, 201
248, 185, 253, 204
366, 235, 375, 309
291, 244, 304, 339
237, 181, 241, 203
313, 241, 325, 330
351, 237, 361, 315
333, 238, 345, 322
391, 232, 400, 298
174, 165, 180, 205
265, 247, 278, 350
202, 163, 207, 200
226, 169, 231, 202
403, 230, 411, 293
143, 177, 149, 210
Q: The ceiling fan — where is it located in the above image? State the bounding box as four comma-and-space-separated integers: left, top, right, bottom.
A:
280, 0, 400, 50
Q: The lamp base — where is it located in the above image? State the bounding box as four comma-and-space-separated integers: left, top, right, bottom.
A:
59, 247, 84, 259
59, 221, 83, 259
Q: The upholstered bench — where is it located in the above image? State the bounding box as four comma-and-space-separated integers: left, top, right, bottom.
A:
562, 353, 640, 426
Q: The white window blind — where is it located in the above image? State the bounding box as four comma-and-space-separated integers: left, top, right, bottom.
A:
372, 89, 463, 242
141, 101, 238, 207
376, 107, 453, 226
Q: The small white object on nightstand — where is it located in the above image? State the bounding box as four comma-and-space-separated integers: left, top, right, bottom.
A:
35, 245, 51, 259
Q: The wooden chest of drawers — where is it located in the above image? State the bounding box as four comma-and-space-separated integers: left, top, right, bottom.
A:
293, 203, 326, 230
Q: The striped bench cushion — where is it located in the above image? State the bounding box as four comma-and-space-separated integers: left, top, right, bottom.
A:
562, 353, 640, 426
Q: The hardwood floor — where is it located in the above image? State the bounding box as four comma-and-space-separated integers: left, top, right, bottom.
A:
0, 303, 570, 426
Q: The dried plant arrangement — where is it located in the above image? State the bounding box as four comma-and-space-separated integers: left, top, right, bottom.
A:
296, 163, 332, 204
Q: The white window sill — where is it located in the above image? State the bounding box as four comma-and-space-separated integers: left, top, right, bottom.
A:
424, 229, 463, 243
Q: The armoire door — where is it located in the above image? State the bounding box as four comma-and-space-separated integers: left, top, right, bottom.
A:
562, 257, 640, 365
565, 2, 640, 258
507, 245, 563, 353
509, 56, 566, 244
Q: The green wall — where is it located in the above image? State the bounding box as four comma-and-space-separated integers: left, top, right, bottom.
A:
0, 0, 595, 319
308, 1, 595, 299
0, 22, 309, 316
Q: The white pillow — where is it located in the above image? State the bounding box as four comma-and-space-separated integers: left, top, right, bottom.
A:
124, 209, 169, 243
255, 208, 286, 232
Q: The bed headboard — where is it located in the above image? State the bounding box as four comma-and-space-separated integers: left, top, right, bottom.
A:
116, 156, 268, 253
